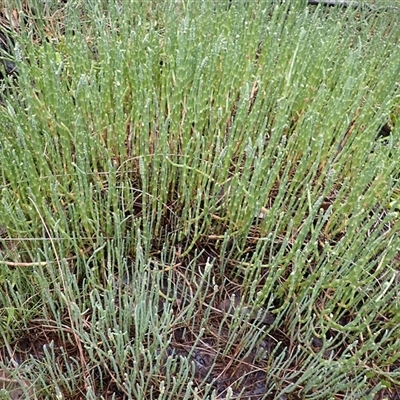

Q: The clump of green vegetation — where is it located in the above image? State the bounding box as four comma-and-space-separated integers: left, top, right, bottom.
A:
0, 0, 399, 399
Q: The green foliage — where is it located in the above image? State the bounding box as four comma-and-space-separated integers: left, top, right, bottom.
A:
0, 0, 400, 399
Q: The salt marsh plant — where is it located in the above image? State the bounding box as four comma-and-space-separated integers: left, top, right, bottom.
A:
0, 0, 400, 398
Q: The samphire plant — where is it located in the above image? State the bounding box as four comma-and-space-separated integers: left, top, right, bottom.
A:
0, 0, 400, 399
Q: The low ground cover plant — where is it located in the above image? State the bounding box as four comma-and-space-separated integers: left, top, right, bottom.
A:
0, 0, 400, 399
